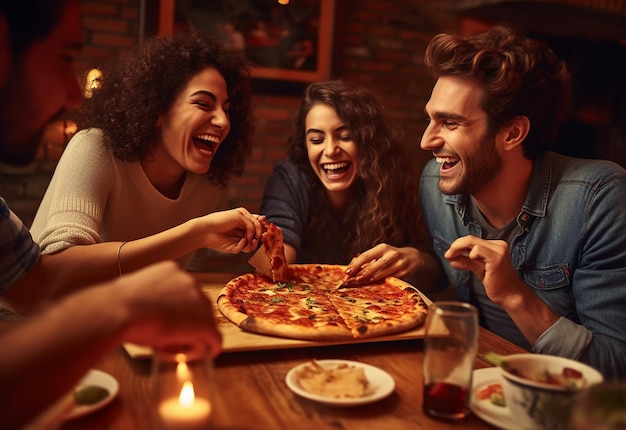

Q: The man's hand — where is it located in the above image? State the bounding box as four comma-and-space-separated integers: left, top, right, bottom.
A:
444, 235, 524, 305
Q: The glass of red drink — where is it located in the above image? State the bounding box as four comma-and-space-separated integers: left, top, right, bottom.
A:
423, 301, 478, 420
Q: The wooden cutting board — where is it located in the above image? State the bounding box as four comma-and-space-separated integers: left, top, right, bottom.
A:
124, 272, 430, 359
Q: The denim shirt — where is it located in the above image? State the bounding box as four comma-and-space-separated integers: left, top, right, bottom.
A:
420, 152, 626, 380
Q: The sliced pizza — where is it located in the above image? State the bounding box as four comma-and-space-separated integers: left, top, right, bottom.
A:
217, 264, 428, 341
329, 277, 426, 338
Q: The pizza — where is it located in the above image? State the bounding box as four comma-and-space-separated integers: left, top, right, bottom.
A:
217, 263, 428, 341
247, 219, 288, 282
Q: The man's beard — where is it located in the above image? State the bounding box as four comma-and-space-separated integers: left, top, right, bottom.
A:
439, 134, 501, 196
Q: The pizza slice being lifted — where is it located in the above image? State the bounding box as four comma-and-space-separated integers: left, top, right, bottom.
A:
235, 223, 428, 341
248, 220, 289, 282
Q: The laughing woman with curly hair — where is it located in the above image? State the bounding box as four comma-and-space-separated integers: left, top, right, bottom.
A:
261, 80, 440, 286
30, 32, 263, 283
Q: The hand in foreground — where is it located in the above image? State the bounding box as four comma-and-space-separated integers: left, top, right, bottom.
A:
344, 243, 422, 283
444, 235, 527, 305
202, 208, 264, 254
116, 261, 222, 357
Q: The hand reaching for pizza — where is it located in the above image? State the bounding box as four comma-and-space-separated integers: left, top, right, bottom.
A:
200, 208, 264, 254
344, 243, 423, 283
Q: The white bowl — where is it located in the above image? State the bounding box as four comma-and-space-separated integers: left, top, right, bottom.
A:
498, 353, 604, 430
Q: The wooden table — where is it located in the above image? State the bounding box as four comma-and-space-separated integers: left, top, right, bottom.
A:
61, 272, 525, 430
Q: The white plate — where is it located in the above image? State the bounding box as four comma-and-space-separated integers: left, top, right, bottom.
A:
65, 369, 119, 420
470, 367, 515, 430
285, 359, 395, 407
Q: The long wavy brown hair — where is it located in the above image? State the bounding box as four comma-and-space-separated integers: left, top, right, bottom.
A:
76, 32, 254, 187
424, 25, 569, 160
287, 80, 422, 263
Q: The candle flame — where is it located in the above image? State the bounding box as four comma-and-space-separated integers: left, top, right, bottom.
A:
178, 381, 195, 407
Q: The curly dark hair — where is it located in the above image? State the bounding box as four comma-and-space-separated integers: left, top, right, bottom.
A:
76, 32, 254, 187
424, 25, 570, 160
288, 80, 423, 263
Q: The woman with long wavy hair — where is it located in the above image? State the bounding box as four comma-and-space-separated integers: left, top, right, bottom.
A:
261, 80, 439, 285
30, 32, 262, 278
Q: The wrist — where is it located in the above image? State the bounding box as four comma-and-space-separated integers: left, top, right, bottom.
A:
185, 217, 210, 250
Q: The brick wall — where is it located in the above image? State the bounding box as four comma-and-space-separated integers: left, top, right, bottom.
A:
0, 0, 460, 226
2, 0, 624, 227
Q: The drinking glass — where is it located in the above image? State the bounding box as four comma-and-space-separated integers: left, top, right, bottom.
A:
152, 343, 215, 430
422, 301, 478, 421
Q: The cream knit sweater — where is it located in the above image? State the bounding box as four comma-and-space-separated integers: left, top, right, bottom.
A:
30, 128, 228, 266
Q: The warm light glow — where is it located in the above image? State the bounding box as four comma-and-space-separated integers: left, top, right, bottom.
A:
159, 381, 211, 426
63, 120, 77, 141
278, 0, 289, 4
43, 119, 77, 145
179, 381, 195, 407
84, 68, 102, 98
176, 361, 191, 381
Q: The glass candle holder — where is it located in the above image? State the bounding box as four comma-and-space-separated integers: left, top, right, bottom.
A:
152, 344, 215, 430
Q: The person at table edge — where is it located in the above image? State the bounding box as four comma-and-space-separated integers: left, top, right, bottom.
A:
419, 24, 626, 380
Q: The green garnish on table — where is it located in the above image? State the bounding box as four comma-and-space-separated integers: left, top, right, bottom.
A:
74, 385, 109, 405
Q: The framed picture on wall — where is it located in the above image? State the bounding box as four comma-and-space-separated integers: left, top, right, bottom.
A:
158, 0, 335, 83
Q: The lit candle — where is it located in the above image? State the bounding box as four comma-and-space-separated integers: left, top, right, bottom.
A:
158, 381, 211, 429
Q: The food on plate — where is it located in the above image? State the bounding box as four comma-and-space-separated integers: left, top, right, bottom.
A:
217, 263, 428, 340
248, 220, 289, 282
295, 360, 369, 398
485, 351, 588, 389
74, 385, 110, 405
476, 382, 506, 407
508, 366, 586, 389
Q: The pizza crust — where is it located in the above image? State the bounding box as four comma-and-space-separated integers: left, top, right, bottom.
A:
247, 244, 274, 280
217, 264, 428, 341
240, 315, 354, 341
216, 282, 250, 326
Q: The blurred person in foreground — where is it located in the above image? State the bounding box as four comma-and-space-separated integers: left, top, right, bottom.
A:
0, 1, 238, 427
419, 25, 626, 380
261, 80, 440, 288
